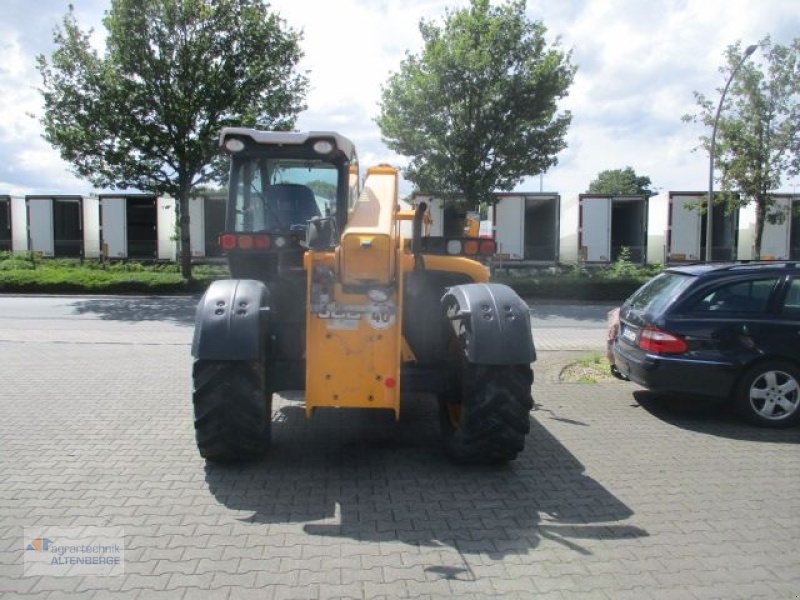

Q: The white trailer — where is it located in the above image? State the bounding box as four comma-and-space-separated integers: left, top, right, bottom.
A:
737, 194, 799, 260
100, 194, 177, 260
579, 195, 648, 264
667, 192, 738, 262
667, 193, 702, 261
494, 193, 559, 261
25, 195, 85, 258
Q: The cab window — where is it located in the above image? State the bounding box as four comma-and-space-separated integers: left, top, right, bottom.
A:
232, 157, 339, 232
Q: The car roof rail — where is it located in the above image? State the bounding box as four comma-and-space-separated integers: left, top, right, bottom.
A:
719, 260, 798, 271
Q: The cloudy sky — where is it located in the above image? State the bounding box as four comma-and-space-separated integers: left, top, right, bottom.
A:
0, 0, 798, 201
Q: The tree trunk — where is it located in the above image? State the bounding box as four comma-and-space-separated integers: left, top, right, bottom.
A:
178, 178, 192, 280
754, 195, 766, 261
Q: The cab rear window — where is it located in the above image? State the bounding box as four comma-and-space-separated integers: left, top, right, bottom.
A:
626, 272, 694, 315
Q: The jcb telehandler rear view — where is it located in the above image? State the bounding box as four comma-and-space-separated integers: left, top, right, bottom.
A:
191, 129, 536, 464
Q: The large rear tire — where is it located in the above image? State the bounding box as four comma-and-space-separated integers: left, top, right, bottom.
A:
193, 360, 272, 461
439, 364, 533, 464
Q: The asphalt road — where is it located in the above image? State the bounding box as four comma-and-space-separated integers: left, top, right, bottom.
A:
0, 295, 615, 352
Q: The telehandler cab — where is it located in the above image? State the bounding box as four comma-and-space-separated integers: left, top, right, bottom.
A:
191, 129, 536, 464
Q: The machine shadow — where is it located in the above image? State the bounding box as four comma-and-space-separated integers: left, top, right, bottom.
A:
633, 390, 800, 444
204, 394, 647, 559
69, 296, 197, 324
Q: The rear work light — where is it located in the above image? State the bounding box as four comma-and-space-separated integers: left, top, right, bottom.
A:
418, 236, 496, 257
446, 240, 463, 255
639, 326, 688, 355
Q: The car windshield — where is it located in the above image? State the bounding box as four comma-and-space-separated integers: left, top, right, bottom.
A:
626, 271, 694, 315
231, 157, 339, 232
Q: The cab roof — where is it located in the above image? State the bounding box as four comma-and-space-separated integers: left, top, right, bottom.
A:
219, 128, 356, 159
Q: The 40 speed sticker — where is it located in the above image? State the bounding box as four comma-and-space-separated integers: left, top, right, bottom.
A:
366, 307, 396, 330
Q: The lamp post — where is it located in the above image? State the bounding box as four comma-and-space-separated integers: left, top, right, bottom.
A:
706, 43, 758, 262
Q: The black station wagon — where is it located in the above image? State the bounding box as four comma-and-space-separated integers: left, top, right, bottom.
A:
612, 262, 800, 427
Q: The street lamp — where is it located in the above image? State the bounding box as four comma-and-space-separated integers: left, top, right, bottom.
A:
706, 43, 758, 262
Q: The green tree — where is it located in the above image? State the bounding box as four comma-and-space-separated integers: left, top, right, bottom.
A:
683, 36, 800, 259
36, 0, 307, 278
377, 0, 575, 208
587, 167, 655, 196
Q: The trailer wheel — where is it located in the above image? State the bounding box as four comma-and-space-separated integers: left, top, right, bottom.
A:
439, 364, 533, 464
192, 359, 272, 461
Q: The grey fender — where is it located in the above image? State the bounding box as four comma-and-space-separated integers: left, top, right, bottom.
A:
442, 283, 536, 365
191, 279, 270, 361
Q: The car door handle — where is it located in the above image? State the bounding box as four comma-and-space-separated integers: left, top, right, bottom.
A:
741, 324, 750, 335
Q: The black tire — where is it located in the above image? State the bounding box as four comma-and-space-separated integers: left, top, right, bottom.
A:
193, 360, 272, 461
439, 364, 534, 464
734, 360, 800, 428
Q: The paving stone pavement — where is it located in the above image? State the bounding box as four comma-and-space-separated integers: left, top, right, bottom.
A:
1, 296, 799, 599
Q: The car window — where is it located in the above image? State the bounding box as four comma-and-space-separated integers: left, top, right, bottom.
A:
689, 277, 779, 314
626, 272, 694, 315
782, 278, 800, 317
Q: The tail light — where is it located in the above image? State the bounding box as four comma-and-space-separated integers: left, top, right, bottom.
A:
217, 233, 275, 252
478, 240, 496, 255
433, 237, 496, 257
639, 326, 688, 354
219, 234, 237, 251
463, 240, 479, 255
253, 235, 270, 250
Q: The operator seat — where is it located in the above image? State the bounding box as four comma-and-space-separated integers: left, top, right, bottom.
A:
266, 183, 320, 229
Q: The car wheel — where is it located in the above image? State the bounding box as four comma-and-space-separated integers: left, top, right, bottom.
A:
735, 360, 800, 427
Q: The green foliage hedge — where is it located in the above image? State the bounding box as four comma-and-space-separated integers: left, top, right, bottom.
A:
0, 252, 659, 300
0, 253, 225, 294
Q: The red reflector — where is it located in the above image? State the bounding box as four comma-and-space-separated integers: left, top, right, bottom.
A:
639, 326, 688, 354
479, 240, 496, 255
220, 234, 237, 251
253, 234, 270, 250
384, 377, 396, 389
463, 240, 479, 255
238, 234, 254, 250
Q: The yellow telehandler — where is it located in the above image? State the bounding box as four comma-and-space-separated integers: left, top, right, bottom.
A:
191, 129, 536, 464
